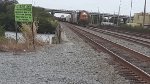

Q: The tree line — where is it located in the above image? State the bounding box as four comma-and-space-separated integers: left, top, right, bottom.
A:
0, 0, 58, 36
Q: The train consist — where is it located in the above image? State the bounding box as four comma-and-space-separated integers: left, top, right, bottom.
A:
58, 10, 129, 27
63, 11, 90, 26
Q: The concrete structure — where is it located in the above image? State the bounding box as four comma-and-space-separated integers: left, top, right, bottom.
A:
133, 12, 150, 26
47, 8, 129, 26
48, 9, 128, 16
46, 9, 129, 19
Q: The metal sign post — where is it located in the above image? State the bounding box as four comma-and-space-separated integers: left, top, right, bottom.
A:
143, 0, 147, 27
15, 22, 18, 44
15, 4, 35, 49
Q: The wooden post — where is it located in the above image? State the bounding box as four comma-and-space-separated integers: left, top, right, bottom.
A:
31, 5, 35, 50
31, 22, 35, 50
53, 24, 62, 44
58, 24, 61, 43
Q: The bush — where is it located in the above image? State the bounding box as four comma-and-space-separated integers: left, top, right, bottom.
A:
0, 26, 5, 37
51, 20, 59, 28
38, 18, 57, 33
0, 1, 16, 32
120, 24, 150, 34
33, 7, 58, 34
0, 2, 58, 34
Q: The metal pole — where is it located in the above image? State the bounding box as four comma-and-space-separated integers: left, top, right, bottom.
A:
31, 22, 35, 50
15, 22, 18, 44
102, 13, 104, 22
97, 7, 100, 25
98, 7, 101, 26
97, 13, 98, 25
113, 12, 115, 26
129, 0, 133, 23
91, 10, 93, 24
91, 15, 92, 24
31, 5, 35, 50
108, 16, 110, 23
143, 0, 146, 27
117, 0, 121, 26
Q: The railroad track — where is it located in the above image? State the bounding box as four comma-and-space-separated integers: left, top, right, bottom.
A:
97, 27, 150, 40
66, 23, 150, 84
85, 26, 150, 48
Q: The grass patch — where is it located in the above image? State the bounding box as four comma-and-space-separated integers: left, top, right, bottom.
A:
0, 22, 46, 52
0, 26, 5, 37
120, 24, 150, 34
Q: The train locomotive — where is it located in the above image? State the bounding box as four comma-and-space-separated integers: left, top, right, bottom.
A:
66, 10, 90, 26
78, 11, 90, 26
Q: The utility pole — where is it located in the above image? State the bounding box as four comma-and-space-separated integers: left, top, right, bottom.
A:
117, 0, 121, 26
98, 7, 100, 25
113, 12, 116, 26
102, 13, 104, 23
143, 0, 146, 27
91, 10, 93, 24
129, 0, 133, 23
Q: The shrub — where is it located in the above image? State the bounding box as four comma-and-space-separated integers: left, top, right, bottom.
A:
51, 20, 59, 28
38, 18, 57, 34
0, 26, 5, 37
20, 23, 38, 49
120, 24, 150, 34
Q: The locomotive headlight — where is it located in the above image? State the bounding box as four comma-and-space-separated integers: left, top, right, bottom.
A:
83, 12, 87, 16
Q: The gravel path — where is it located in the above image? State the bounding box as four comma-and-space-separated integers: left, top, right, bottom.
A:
0, 23, 130, 84
75, 25, 150, 56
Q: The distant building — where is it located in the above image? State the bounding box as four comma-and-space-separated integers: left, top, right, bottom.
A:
127, 12, 150, 27
133, 12, 150, 26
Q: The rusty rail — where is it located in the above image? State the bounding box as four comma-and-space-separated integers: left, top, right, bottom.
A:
85, 27, 150, 48
66, 23, 150, 84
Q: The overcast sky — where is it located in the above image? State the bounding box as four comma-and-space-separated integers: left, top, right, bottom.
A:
17, 0, 150, 16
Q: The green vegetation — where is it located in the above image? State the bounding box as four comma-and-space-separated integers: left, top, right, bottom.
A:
0, 0, 58, 52
33, 7, 58, 34
0, 25, 7, 46
0, 26, 5, 37
0, 0, 58, 34
120, 24, 150, 34
0, 0, 16, 31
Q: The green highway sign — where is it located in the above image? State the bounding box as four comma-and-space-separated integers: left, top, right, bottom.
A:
15, 4, 33, 22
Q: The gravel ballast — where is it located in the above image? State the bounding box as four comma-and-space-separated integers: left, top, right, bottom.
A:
75, 25, 150, 56
0, 22, 130, 84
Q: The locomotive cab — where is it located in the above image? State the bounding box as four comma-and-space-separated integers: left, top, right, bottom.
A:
78, 11, 90, 26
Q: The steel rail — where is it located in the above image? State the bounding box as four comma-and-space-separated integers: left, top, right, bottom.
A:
86, 27, 150, 48
66, 23, 150, 84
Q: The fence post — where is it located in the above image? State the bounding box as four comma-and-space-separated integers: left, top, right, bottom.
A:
54, 24, 61, 44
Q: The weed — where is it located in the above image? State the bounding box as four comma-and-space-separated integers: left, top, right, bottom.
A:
0, 22, 46, 52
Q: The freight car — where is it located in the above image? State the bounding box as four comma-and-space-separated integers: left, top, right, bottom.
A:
66, 15, 71, 22
71, 12, 78, 24
56, 17, 66, 22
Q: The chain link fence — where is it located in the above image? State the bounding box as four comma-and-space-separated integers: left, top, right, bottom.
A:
0, 32, 54, 52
